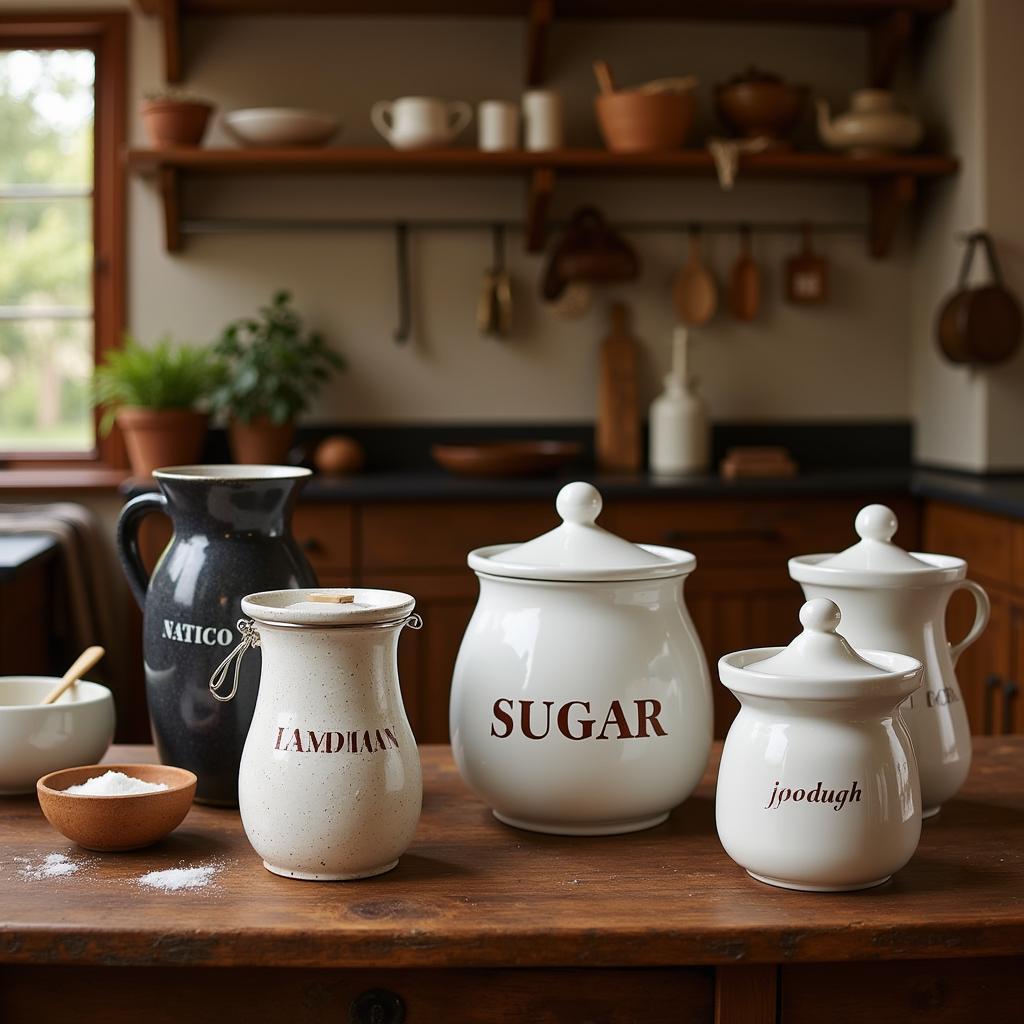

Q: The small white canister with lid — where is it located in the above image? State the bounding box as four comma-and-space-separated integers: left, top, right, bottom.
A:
450, 481, 713, 836
788, 504, 990, 817
717, 598, 923, 892
210, 588, 423, 881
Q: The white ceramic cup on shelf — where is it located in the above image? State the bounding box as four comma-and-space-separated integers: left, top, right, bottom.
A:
478, 100, 520, 152
371, 96, 472, 150
522, 89, 564, 151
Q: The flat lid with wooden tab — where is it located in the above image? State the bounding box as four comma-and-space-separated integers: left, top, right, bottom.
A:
241, 588, 415, 627
467, 481, 695, 582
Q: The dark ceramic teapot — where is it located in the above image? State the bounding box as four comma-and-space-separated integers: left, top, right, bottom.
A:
116, 465, 317, 805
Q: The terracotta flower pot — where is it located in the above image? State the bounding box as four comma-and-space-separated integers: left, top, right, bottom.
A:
117, 408, 209, 479
229, 416, 296, 466
140, 99, 213, 148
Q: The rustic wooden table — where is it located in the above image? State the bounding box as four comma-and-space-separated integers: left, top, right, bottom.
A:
2, 740, 1023, 1024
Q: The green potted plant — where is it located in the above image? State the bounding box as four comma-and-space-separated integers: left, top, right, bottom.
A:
211, 290, 346, 465
93, 336, 222, 478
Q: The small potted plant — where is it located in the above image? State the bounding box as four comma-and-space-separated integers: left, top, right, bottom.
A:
94, 336, 222, 478
140, 89, 213, 148
211, 290, 345, 465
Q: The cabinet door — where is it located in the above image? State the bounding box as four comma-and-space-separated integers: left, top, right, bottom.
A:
361, 571, 478, 744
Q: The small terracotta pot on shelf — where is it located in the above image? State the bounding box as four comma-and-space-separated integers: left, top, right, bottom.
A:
595, 91, 696, 153
116, 407, 208, 479
140, 98, 213, 148
229, 416, 296, 465
714, 68, 807, 148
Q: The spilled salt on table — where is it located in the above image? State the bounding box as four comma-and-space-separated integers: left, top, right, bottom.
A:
137, 864, 218, 892
64, 770, 169, 796
18, 852, 83, 880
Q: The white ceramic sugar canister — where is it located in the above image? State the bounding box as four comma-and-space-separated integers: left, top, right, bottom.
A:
450, 481, 713, 836
789, 505, 989, 817
211, 588, 423, 881
717, 598, 923, 892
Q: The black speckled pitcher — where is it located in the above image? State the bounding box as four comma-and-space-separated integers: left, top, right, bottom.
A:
117, 465, 317, 805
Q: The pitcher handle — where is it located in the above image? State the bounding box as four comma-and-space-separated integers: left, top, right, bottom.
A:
949, 579, 990, 666
116, 492, 169, 609
446, 101, 472, 140
371, 101, 395, 143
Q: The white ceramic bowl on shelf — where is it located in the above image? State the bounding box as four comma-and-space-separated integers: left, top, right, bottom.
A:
0, 677, 115, 795
222, 108, 340, 147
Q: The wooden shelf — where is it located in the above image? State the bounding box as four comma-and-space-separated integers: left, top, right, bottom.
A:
127, 145, 958, 256
136, 0, 952, 85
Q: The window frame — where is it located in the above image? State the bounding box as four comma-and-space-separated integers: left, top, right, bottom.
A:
0, 11, 127, 469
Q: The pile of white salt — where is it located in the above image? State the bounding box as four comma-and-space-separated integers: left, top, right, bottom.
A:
137, 865, 218, 891
18, 853, 83, 880
63, 770, 169, 796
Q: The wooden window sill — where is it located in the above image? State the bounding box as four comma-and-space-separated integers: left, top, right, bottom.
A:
0, 467, 129, 491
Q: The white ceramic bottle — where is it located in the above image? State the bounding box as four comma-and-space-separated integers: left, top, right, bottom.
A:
649, 326, 708, 475
211, 588, 423, 881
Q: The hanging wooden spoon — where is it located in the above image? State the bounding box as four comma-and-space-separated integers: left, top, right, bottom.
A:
730, 224, 760, 322
673, 226, 718, 326
42, 646, 105, 705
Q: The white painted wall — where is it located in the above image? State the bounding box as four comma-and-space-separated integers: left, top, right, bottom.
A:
48, 1, 917, 426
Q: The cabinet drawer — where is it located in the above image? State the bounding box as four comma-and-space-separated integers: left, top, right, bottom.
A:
0, 965, 714, 1024
361, 501, 554, 570
292, 503, 355, 571
605, 497, 917, 568
782, 958, 1024, 1024
924, 502, 1013, 588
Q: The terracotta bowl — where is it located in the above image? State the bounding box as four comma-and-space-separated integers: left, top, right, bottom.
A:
432, 441, 583, 478
37, 763, 197, 852
140, 99, 213, 148
595, 91, 696, 153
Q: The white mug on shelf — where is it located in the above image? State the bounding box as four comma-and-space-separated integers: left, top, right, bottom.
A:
478, 100, 519, 152
371, 96, 472, 150
522, 89, 564, 151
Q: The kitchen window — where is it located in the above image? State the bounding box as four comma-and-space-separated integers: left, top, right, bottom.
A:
0, 13, 125, 466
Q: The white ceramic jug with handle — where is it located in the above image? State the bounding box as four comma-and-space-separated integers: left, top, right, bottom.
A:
371, 96, 472, 150
789, 505, 990, 818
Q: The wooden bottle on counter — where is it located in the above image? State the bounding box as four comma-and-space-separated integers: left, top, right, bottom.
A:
596, 302, 641, 472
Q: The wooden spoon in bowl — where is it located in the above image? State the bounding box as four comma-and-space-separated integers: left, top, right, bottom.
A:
42, 646, 105, 705
673, 227, 718, 327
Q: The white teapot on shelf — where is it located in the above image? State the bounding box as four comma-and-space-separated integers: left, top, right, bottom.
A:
816, 89, 922, 156
371, 96, 472, 150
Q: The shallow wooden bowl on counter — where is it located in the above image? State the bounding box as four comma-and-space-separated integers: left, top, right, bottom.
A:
37, 763, 197, 852
431, 441, 584, 478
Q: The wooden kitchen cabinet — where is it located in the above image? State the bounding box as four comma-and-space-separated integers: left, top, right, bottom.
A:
925, 502, 1024, 735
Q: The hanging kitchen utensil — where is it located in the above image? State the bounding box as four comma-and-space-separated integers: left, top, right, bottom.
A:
785, 222, 828, 304
542, 206, 639, 301
477, 225, 513, 339
729, 224, 760, 321
393, 222, 411, 344
596, 301, 642, 473
937, 231, 1022, 365
672, 225, 718, 326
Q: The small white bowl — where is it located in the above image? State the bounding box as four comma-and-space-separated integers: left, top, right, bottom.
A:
223, 107, 339, 147
0, 677, 115, 795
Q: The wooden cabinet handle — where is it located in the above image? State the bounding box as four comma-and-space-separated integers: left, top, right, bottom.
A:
984, 674, 1002, 736
661, 527, 781, 545
1003, 679, 1019, 736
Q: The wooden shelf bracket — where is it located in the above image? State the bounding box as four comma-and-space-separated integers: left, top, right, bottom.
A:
869, 8, 913, 88
159, 166, 182, 253
526, 166, 555, 253
526, 0, 553, 88
869, 173, 916, 258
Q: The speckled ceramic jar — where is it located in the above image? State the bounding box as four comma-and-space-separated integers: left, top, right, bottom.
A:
116, 465, 317, 807
224, 588, 423, 881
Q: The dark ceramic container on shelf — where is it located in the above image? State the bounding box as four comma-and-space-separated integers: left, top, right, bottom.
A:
116, 465, 317, 805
